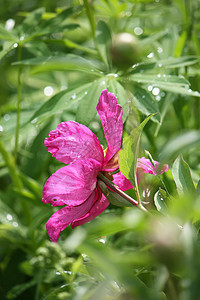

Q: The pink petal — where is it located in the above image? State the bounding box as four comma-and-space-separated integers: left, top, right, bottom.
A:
44, 121, 104, 165
42, 159, 102, 207
137, 157, 169, 176
96, 90, 123, 165
113, 171, 133, 191
46, 189, 97, 242
71, 185, 109, 228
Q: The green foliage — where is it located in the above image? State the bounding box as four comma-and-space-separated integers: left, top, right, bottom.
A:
0, 0, 200, 299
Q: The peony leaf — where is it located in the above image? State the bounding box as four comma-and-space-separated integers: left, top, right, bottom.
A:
119, 114, 155, 187
172, 154, 195, 195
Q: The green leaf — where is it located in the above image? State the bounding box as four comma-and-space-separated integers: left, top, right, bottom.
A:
14, 54, 103, 76
76, 79, 106, 126
129, 73, 200, 96
130, 74, 190, 87
160, 130, 200, 161
157, 56, 199, 68
7, 279, 37, 299
197, 180, 200, 194
29, 82, 94, 124
119, 114, 155, 187
172, 154, 196, 195
0, 24, 17, 41
107, 79, 129, 121
20, 7, 45, 35
130, 84, 160, 123
98, 180, 133, 207
95, 20, 111, 66
154, 189, 169, 214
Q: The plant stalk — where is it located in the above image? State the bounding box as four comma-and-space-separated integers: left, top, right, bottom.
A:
98, 172, 138, 206
14, 44, 22, 163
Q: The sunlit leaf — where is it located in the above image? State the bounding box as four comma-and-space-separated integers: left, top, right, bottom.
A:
76, 79, 107, 126
129, 84, 160, 123
119, 114, 155, 187
160, 130, 200, 161
172, 154, 196, 195
29, 82, 94, 124
95, 20, 111, 66
154, 189, 169, 214
14, 54, 103, 76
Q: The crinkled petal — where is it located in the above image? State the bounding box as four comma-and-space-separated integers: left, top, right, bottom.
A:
113, 171, 133, 191
96, 90, 123, 165
44, 121, 104, 165
137, 157, 169, 175
42, 159, 101, 207
71, 185, 109, 228
46, 189, 97, 242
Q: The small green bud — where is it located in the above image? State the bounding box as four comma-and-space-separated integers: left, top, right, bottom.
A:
110, 33, 141, 70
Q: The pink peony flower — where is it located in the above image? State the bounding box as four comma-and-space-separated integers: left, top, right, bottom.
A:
43, 89, 168, 242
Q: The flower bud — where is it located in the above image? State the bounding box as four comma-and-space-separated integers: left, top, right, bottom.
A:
110, 33, 141, 70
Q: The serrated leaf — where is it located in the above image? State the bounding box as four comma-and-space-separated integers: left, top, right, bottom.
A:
95, 20, 111, 66
172, 154, 195, 195
154, 189, 169, 214
119, 114, 155, 187
130, 84, 160, 123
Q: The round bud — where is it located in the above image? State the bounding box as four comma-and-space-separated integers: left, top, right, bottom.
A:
110, 33, 141, 70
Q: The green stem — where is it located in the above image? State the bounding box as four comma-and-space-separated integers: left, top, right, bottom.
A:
98, 172, 138, 207
0, 139, 22, 188
83, 0, 96, 39
14, 44, 22, 163
0, 139, 31, 224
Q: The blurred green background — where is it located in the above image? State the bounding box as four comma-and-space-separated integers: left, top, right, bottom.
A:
0, 0, 200, 299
